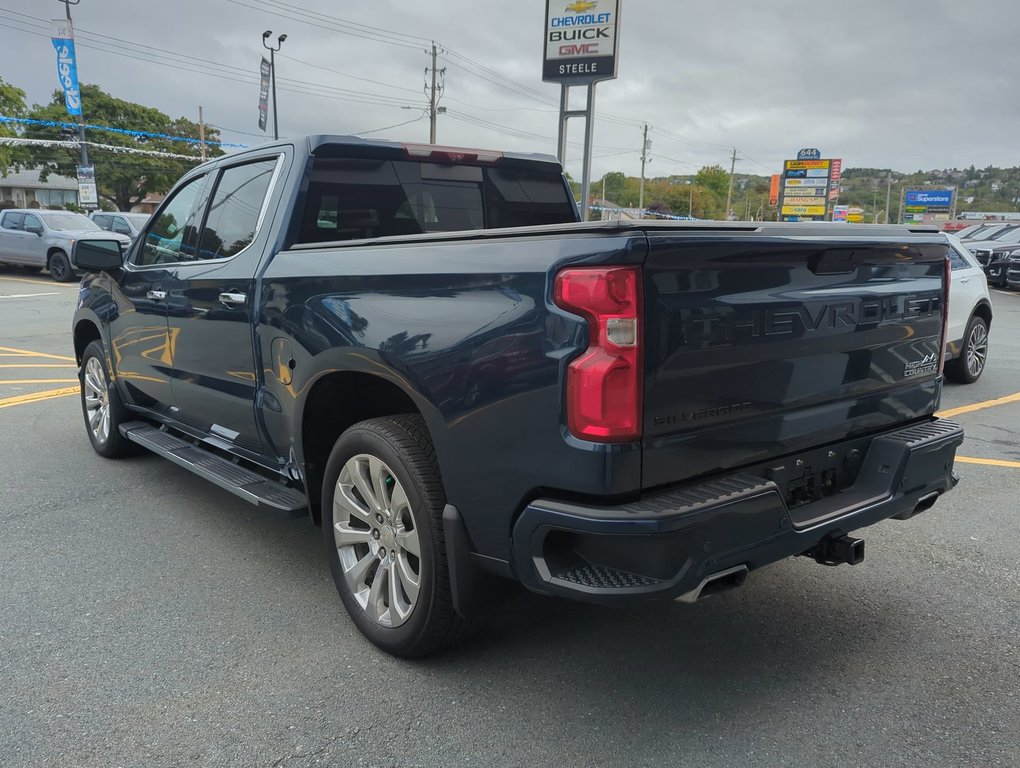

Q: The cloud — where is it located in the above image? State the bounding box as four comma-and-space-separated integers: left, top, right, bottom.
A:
1, 0, 1017, 178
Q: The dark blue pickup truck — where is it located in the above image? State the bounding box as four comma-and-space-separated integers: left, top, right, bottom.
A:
72, 135, 963, 656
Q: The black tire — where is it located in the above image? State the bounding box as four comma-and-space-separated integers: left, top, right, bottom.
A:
944, 315, 989, 384
48, 250, 75, 282
79, 340, 137, 458
321, 415, 471, 657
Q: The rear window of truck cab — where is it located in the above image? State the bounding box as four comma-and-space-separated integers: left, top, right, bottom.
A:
296, 157, 575, 243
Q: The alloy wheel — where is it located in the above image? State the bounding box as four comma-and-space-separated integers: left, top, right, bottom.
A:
966, 322, 988, 378
332, 454, 422, 628
82, 356, 111, 444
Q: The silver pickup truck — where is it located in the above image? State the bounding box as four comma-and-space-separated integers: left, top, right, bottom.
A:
0, 209, 130, 282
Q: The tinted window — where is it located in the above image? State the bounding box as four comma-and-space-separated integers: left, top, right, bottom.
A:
138, 175, 206, 266
92, 214, 112, 230
195, 159, 276, 261
296, 158, 574, 244
111, 217, 132, 235
23, 214, 42, 230
949, 247, 970, 271
3, 212, 25, 230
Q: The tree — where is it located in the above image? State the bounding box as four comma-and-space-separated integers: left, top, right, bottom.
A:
0, 76, 28, 176
24, 84, 223, 211
599, 171, 626, 203
692, 165, 730, 219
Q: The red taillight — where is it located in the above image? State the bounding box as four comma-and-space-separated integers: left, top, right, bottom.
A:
554, 267, 642, 442
941, 255, 951, 369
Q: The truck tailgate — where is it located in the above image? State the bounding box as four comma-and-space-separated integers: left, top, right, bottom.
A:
642, 229, 949, 490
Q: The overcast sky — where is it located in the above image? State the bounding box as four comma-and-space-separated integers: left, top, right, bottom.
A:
1, 0, 1018, 179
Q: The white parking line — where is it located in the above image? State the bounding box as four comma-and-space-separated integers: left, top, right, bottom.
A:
992, 289, 1018, 297
0, 292, 61, 299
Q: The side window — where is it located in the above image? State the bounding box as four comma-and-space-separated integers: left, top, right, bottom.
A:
23, 213, 42, 231
137, 175, 206, 266
949, 245, 972, 271
92, 214, 111, 230
196, 159, 277, 261
111, 217, 132, 236
3, 213, 25, 230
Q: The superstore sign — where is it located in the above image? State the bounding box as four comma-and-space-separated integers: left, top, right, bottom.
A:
543, 0, 620, 83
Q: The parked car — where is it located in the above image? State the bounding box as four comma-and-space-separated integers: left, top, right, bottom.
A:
70, 135, 963, 657
954, 222, 1014, 241
956, 225, 1020, 286
89, 211, 151, 241
0, 209, 131, 282
944, 233, 993, 383
1006, 253, 1020, 291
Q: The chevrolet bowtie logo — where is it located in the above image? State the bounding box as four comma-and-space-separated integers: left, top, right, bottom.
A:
565, 1, 597, 12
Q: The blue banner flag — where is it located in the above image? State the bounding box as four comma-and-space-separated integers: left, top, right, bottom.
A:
50, 19, 82, 117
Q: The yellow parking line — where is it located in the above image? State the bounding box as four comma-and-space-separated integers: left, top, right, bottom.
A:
0, 386, 80, 409
937, 391, 1020, 419
0, 275, 75, 288
0, 363, 77, 368
0, 345, 76, 362
956, 456, 1020, 469
0, 379, 80, 384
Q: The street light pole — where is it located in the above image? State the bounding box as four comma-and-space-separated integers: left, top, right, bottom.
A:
262, 31, 287, 141
56, 0, 88, 169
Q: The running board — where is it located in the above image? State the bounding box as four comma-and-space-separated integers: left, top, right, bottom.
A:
119, 422, 307, 517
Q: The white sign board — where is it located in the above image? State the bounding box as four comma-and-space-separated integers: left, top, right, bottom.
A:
543, 0, 620, 84
77, 164, 98, 207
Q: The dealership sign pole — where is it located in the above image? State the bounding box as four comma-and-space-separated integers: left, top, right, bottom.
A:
543, 0, 621, 221
51, 16, 97, 210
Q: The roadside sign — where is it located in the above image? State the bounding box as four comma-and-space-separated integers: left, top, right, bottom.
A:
781, 205, 827, 216
779, 152, 835, 221
899, 187, 955, 224
847, 213, 865, 223
76, 164, 98, 208
832, 204, 849, 222
769, 174, 780, 206
543, 0, 621, 84
828, 158, 842, 201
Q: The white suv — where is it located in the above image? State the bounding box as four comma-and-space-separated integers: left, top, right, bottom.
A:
944, 233, 993, 384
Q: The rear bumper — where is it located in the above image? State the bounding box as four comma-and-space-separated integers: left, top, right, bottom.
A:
511, 418, 963, 604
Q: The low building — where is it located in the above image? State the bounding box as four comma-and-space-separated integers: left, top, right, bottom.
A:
0, 168, 79, 209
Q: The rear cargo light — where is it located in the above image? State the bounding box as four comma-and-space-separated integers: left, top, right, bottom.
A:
402, 143, 503, 164
554, 267, 642, 442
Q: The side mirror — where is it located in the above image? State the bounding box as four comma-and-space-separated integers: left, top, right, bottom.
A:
74, 239, 124, 271
25, 224, 43, 235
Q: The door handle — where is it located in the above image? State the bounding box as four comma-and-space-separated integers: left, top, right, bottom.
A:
147, 290, 167, 301
219, 291, 247, 307
959, 277, 970, 283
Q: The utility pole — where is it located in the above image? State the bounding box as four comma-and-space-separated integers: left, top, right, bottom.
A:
262, 31, 287, 140
689, 185, 694, 218
426, 42, 445, 144
885, 174, 894, 224
638, 123, 649, 218
198, 106, 207, 162
56, 0, 89, 171
724, 148, 737, 221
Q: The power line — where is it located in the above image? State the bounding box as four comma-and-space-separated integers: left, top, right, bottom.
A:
277, 52, 421, 97
221, 0, 427, 51
353, 113, 427, 136
0, 12, 419, 111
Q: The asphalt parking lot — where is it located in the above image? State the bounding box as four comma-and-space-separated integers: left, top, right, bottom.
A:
1, 265, 1017, 768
